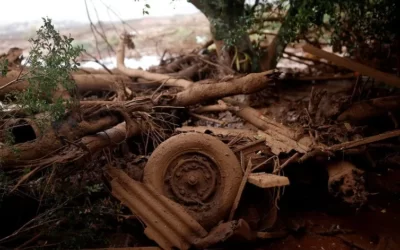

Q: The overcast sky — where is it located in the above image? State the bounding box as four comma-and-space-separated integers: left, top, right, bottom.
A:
0, 0, 200, 24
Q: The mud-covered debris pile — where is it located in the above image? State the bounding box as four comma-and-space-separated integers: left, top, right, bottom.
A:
0, 36, 400, 250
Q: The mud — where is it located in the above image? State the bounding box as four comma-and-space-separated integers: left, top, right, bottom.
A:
327, 161, 367, 205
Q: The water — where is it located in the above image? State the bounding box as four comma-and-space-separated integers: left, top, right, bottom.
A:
80, 55, 160, 70
21, 55, 161, 70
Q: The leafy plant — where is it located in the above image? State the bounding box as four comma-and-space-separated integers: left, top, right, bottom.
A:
15, 17, 84, 122
0, 58, 8, 77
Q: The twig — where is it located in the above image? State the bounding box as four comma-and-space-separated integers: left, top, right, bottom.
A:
229, 158, 253, 220
0, 72, 28, 90
189, 112, 225, 125
273, 153, 300, 174
82, 52, 113, 74
282, 55, 313, 66
16, 232, 43, 249
240, 151, 245, 173
350, 75, 362, 104
11, 166, 42, 193
303, 44, 400, 88
283, 51, 334, 66
159, 49, 168, 65
252, 155, 276, 172
37, 164, 57, 213
283, 73, 356, 81
99, 0, 139, 34
233, 139, 265, 153
329, 129, 400, 151
89, 0, 115, 57
84, 0, 102, 58
150, 79, 168, 100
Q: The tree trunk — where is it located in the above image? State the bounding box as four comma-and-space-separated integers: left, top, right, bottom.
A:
190, 0, 291, 72
191, 0, 260, 73
260, 16, 292, 71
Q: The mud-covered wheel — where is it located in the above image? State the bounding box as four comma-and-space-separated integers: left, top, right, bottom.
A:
143, 132, 242, 229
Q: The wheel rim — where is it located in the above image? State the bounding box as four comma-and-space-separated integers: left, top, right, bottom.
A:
164, 152, 220, 210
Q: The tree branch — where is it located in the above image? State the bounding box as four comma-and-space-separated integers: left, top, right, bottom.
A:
116, 34, 192, 89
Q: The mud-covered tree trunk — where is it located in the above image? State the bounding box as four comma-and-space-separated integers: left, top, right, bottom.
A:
191, 0, 260, 72
190, 0, 290, 72
259, 14, 292, 71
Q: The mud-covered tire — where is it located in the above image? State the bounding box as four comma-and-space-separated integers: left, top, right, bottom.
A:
143, 132, 242, 229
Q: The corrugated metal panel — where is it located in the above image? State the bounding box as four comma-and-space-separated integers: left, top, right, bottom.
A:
107, 167, 208, 250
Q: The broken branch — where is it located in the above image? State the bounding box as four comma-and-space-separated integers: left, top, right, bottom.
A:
303, 44, 400, 88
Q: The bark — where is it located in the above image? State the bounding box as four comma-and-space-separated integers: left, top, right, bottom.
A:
338, 95, 400, 122
0, 71, 134, 98
71, 74, 133, 92
81, 121, 141, 154
164, 70, 276, 106
303, 44, 400, 88
260, 10, 293, 71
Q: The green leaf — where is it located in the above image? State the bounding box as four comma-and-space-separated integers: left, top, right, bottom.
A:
0, 59, 9, 77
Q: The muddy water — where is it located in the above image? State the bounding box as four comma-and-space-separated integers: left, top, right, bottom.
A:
79, 55, 160, 70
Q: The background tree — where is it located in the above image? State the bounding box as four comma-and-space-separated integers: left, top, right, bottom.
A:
185, 0, 400, 74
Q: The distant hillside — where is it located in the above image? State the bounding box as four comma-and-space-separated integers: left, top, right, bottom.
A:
0, 20, 85, 37
0, 13, 210, 58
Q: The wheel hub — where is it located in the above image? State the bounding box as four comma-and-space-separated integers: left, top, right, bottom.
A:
168, 154, 217, 204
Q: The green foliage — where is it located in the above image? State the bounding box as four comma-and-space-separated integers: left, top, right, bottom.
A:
0, 58, 8, 77
16, 17, 84, 122
86, 183, 103, 194
264, 0, 400, 50
136, 0, 399, 59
